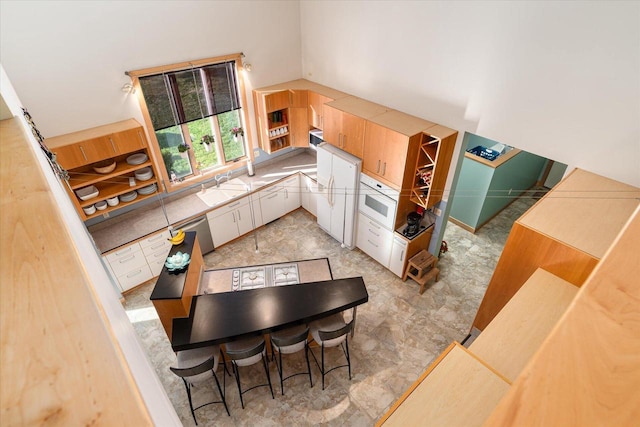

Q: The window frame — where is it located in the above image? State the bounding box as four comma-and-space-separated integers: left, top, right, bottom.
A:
127, 53, 253, 193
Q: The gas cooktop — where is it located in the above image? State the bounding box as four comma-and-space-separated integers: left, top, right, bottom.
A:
232, 264, 300, 291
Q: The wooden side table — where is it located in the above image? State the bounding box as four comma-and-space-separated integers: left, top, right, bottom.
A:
403, 250, 439, 294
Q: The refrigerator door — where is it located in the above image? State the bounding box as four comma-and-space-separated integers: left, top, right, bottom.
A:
316, 143, 332, 189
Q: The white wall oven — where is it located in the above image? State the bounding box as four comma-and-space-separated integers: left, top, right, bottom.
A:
358, 173, 399, 230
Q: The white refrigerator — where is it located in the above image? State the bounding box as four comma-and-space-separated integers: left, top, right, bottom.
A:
316, 143, 362, 249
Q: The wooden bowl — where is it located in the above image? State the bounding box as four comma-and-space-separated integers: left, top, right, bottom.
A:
93, 159, 116, 174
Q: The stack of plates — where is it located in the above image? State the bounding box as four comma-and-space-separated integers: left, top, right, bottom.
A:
134, 167, 153, 181
119, 190, 138, 203
126, 153, 148, 165
137, 183, 157, 196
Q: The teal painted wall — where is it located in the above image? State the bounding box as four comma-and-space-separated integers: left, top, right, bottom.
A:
448, 156, 493, 227
477, 151, 546, 226
449, 133, 547, 231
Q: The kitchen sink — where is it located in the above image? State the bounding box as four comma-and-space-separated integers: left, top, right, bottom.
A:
196, 178, 249, 207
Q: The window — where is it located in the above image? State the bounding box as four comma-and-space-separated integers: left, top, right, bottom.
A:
130, 56, 248, 186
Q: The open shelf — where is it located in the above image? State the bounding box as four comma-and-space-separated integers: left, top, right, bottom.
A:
411, 134, 441, 209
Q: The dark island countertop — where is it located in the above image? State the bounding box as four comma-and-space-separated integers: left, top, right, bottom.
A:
149, 231, 197, 301
171, 277, 369, 351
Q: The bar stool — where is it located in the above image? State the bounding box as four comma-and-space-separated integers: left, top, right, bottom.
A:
169, 345, 230, 425
270, 324, 313, 395
309, 313, 353, 390
403, 249, 439, 294
224, 335, 274, 409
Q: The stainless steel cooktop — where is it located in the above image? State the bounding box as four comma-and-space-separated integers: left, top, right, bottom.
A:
232, 263, 300, 291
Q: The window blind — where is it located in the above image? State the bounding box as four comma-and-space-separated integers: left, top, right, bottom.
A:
139, 61, 240, 131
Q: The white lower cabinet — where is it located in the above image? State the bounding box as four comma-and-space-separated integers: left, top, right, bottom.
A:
207, 194, 256, 247
389, 234, 409, 277
356, 212, 393, 268
104, 230, 170, 292
105, 242, 153, 292
259, 184, 286, 224
300, 174, 318, 217
282, 174, 300, 214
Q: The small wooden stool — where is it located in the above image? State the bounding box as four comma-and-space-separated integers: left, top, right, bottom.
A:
403, 250, 439, 294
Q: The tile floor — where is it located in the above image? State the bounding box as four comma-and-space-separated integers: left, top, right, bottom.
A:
123, 193, 540, 426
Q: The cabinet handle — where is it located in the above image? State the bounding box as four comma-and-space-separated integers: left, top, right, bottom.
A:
400, 250, 405, 261
137, 131, 144, 147
147, 234, 164, 243
232, 212, 236, 223
342, 134, 347, 148
118, 255, 136, 264
114, 246, 133, 256
367, 240, 379, 248
382, 162, 387, 176
126, 269, 143, 278
237, 209, 242, 221
149, 242, 166, 250
368, 228, 380, 237
285, 189, 289, 199
228, 201, 241, 208
79, 145, 88, 161
376, 160, 380, 173
320, 115, 323, 128
109, 137, 117, 153
266, 192, 278, 200
369, 220, 381, 229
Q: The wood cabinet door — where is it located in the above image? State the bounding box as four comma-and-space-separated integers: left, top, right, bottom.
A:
340, 112, 365, 159
52, 144, 90, 169
77, 136, 117, 163
265, 91, 290, 113
112, 127, 146, 155
289, 89, 308, 108
363, 121, 408, 188
308, 92, 332, 129
321, 104, 342, 149
289, 107, 309, 148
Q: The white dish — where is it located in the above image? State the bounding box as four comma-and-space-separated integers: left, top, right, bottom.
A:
106, 196, 119, 206
119, 191, 138, 202
134, 167, 153, 181
95, 200, 107, 210
126, 153, 148, 165
76, 185, 99, 201
137, 183, 157, 195
82, 205, 96, 215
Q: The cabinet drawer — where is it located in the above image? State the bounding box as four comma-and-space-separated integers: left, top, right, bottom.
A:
208, 197, 247, 219
106, 242, 143, 262
117, 264, 153, 292
108, 250, 147, 277
141, 239, 171, 257
139, 230, 171, 249
357, 214, 393, 267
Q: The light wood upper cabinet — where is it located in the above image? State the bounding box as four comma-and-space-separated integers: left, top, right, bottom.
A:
44, 119, 161, 221
289, 89, 308, 108
264, 90, 290, 113
308, 91, 333, 130
289, 107, 309, 148
323, 105, 367, 158
363, 121, 410, 188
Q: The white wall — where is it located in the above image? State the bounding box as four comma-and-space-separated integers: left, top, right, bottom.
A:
0, 0, 302, 141
300, 1, 640, 187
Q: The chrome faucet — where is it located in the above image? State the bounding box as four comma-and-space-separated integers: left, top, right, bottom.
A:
214, 170, 232, 188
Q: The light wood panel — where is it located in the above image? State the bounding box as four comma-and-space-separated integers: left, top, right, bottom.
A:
484, 206, 640, 426
0, 118, 152, 425
469, 268, 578, 381
377, 343, 510, 427
473, 222, 599, 330
518, 168, 640, 259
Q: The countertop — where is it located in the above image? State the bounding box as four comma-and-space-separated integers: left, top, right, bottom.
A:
89, 151, 318, 253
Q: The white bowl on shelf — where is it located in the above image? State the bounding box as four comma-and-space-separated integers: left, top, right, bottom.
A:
95, 200, 107, 211
76, 185, 99, 201
83, 205, 96, 215
106, 196, 119, 207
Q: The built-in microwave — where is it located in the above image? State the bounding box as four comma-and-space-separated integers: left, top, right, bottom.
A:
309, 129, 324, 150
358, 173, 399, 230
